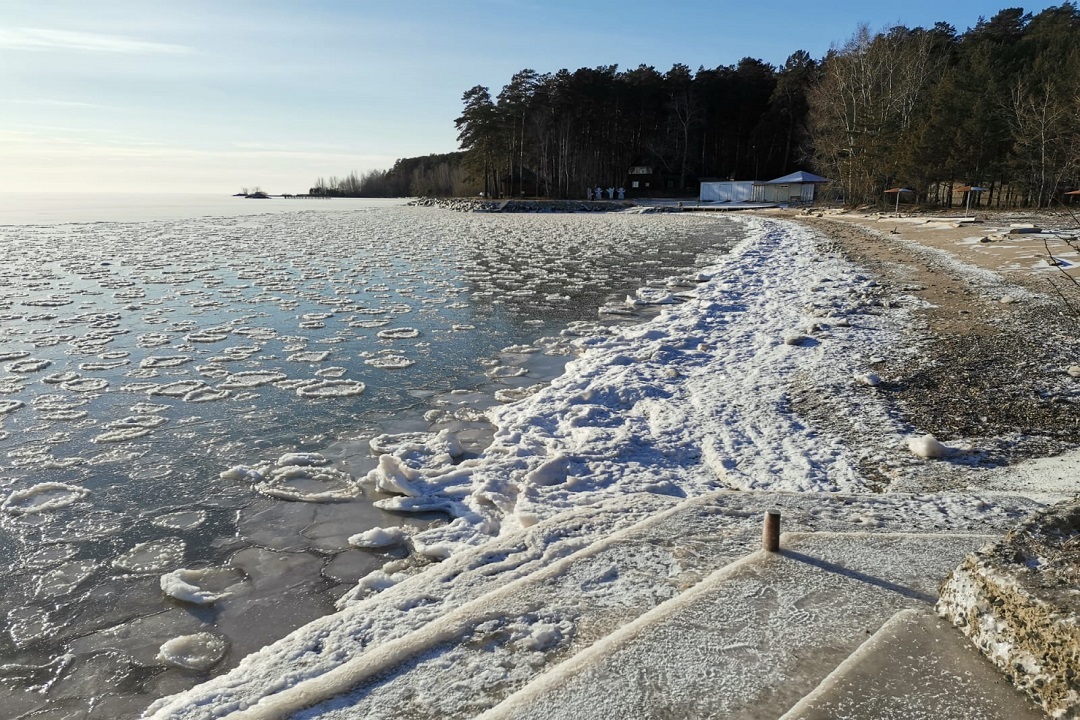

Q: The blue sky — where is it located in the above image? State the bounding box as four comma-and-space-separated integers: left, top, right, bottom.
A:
0, 1, 1061, 193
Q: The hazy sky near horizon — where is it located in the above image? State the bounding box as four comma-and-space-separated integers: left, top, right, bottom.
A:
0, 1, 1061, 194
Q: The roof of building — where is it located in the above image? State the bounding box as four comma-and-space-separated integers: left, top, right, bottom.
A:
759, 170, 830, 185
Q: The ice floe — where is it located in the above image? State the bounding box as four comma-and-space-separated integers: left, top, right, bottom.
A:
3, 482, 90, 514
114, 538, 186, 573
152, 509, 208, 530
254, 464, 361, 502
376, 327, 420, 340
295, 379, 366, 398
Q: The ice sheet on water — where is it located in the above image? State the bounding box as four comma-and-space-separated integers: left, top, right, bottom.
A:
219, 370, 288, 388
364, 354, 414, 369
5, 358, 51, 373
60, 377, 108, 393
276, 452, 331, 467
24, 543, 79, 569
141, 355, 193, 369
287, 350, 331, 362
79, 359, 130, 371
38, 510, 125, 543
0, 399, 25, 415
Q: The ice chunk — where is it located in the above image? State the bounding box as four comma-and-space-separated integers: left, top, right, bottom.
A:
368, 454, 421, 496
373, 495, 455, 513
853, 373, 881, 387
157, 632, 229, 671
220, 465, 265, 483
906, 434, 950, 459
160, 567, 242, 605
348, 526, 411, 548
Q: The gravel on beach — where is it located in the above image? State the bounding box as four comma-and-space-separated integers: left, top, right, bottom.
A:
796, 214, 1080, 491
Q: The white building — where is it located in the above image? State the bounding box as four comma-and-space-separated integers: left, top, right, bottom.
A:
698, 180, 756, 203
751, 170, 830, 203
699, 171, 829, 204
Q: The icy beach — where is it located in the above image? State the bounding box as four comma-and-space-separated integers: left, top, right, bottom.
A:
4, 199, 1075, 718
138, 206, 1079, 719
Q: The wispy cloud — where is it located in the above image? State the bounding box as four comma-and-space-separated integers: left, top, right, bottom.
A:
0, 130, 390, 164
0, 28, 191, 55
231, 141, 352, 153
10, 98, 105, 108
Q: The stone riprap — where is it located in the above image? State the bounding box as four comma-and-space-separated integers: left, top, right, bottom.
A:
938, 499, 1080, 718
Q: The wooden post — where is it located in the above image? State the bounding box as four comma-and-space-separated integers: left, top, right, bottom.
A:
763, 510, 780, 552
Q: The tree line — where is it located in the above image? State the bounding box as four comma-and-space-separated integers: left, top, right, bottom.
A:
310, 152, 470, 198
317, 4, 1080, 209
809, 5, 1080, 208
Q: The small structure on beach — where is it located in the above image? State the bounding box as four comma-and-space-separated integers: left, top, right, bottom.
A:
884, 187, 914, 213
751, 171, 830, 203
699, 180, 755, 203
700, 170, 829, 204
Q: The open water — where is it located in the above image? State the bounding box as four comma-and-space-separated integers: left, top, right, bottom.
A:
0, 196, 744, 717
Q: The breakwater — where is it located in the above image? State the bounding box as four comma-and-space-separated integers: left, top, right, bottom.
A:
408, 197, 637, 213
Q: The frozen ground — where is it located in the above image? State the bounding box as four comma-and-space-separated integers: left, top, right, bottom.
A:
142, 213, 1076, 718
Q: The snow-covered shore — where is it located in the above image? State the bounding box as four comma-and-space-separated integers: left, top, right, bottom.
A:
145, 214, 1056, 718
358, 215, 907, 551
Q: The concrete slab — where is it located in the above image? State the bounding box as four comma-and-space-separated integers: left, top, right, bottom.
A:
149, 491, 1044, 720
780, 609, 1045, 720
482, 532, 995, 720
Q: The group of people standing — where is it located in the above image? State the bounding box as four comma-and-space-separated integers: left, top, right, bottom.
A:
587, 186, 625, 201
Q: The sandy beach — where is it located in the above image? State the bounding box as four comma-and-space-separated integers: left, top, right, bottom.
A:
788, 208, 1080, 491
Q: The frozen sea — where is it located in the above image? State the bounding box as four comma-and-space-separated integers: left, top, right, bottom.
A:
0, 195, 745, 717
